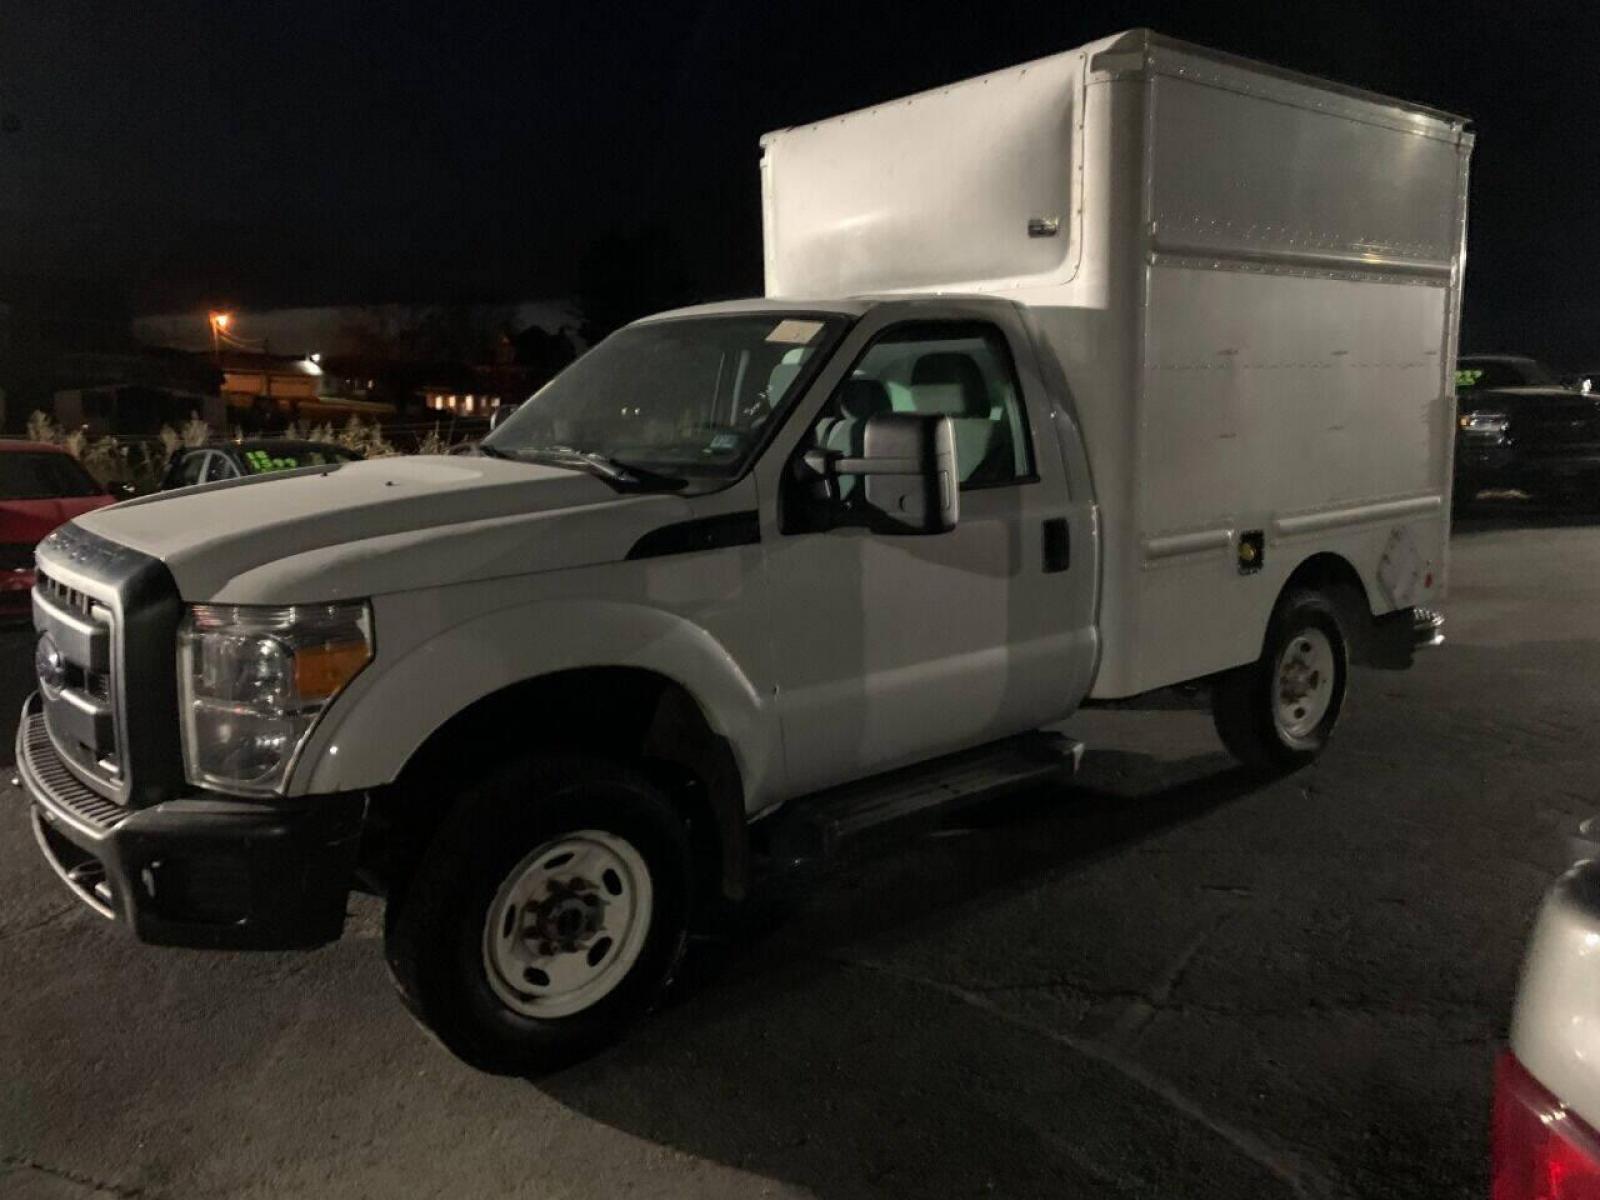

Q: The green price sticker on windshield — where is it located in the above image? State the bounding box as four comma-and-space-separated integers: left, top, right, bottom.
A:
244, 449, 300, 473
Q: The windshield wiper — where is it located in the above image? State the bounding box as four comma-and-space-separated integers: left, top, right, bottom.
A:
511, 445, 687, 491
476, 442, 514, 460
599, 456, 690, 490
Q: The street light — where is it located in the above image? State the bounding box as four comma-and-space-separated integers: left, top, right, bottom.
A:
208, 312, 233, 364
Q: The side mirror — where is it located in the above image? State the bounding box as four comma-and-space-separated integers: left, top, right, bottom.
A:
830, 412, 959, 535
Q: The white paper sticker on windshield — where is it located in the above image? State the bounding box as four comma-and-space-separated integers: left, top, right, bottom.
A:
766, 319, 824, 345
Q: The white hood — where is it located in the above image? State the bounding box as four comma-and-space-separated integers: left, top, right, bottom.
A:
76, 456, 688, 604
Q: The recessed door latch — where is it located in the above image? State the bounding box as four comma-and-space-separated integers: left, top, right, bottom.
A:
1238, 530, 1264, 575
1043, 518, 1070, 573
1028, 217, 1061, 238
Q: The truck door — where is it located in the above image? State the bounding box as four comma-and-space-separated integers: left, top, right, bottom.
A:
757, 302, 1098, 798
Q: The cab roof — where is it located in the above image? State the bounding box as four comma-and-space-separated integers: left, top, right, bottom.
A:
635, 298, 872, 323
634, 294, 1009, 325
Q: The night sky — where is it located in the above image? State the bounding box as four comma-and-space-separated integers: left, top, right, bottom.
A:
1, 0, 1596, 361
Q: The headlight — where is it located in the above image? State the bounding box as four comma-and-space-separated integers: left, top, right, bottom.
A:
1460, 411, 1509, 435
178, 601, 373, 795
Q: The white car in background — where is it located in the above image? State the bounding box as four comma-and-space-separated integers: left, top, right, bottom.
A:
1496, 832, 1600, 1197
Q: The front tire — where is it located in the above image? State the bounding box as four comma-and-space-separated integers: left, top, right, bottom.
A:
384, 754, 692, 1074
1211, 589, 1349, 774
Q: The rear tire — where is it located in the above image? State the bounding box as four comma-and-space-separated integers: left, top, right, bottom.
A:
384, 753, 692, 1074
1212, 589, 1349, 774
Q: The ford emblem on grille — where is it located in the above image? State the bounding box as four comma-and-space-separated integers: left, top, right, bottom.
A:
35, 634, 66, 695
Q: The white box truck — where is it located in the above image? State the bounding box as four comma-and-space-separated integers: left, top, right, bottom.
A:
17, 29, 1471, 1070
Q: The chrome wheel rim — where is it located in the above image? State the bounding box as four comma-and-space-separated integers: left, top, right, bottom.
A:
1273, 628, 1336, 744
481, 829, 653, 1020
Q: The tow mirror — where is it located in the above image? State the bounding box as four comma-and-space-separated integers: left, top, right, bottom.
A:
827, 412, 959, 535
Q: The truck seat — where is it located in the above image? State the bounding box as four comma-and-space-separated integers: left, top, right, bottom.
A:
910, 353, 1006, 484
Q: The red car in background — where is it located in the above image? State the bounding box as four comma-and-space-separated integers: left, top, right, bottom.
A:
0, 441, 118, 617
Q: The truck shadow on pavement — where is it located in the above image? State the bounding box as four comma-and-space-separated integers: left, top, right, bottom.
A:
538, 751, 1282, 1199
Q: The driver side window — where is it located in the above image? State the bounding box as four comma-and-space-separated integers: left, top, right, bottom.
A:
808, 321, 1034, 493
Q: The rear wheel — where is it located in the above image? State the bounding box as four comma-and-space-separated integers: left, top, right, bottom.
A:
1212, 589, 1349, 773
384, 754, 692, 1074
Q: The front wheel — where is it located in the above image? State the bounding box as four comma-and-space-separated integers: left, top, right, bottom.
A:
384, 754, 692, 1074
1211, 589, 1349, 774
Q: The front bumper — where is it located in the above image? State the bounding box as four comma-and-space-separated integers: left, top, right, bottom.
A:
1457, 446, 1600, 494
17, 694, 365, 949
1512, 453, 1600, 493
1456, 440, 1516, 483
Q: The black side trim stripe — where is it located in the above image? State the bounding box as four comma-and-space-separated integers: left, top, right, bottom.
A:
626, 511, 761, 560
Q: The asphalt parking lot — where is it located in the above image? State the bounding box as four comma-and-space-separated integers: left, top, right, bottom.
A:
2, 506, 1596, 1199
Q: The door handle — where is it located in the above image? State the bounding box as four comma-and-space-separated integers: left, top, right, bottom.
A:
1043, 518, 1070, 573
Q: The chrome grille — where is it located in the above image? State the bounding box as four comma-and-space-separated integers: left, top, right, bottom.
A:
34, 566, 122, 792
38, 570, 93, 617
32, 522, 185, 811
85, 670, 111, 703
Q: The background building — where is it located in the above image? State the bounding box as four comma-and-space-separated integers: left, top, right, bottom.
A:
0, 275, 222, 434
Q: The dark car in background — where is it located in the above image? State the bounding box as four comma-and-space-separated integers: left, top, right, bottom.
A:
1455, 386, 1600, 508
0, 441, 118, 616
161, 439, 364, 490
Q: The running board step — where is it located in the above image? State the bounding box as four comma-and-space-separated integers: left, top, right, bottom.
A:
767, 732, 1083, 865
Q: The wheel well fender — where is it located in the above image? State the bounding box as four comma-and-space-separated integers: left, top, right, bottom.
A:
294, 598, 773, 904
298, 598, 773, 795
1274, 551, 1380, 664
377, 666, 749, 906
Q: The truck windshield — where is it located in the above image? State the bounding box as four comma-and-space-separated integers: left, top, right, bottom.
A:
483, 313, 848, 486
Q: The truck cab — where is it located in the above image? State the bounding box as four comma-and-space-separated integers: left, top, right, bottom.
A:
21, 291, 1099, 1069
